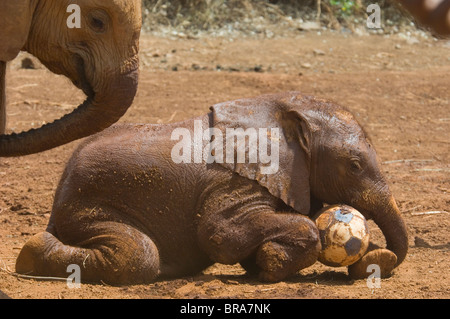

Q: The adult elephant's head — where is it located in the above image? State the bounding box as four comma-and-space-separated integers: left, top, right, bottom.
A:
0, 0, 142, 156
210, 92, 408, 278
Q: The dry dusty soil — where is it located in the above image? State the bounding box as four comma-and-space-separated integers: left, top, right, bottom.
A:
0, 31, 449, 299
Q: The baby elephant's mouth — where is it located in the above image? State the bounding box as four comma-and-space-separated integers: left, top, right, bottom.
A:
73, 55, 95, 99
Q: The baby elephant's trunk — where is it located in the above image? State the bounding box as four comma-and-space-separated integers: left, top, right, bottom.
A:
372, 195, 409, 266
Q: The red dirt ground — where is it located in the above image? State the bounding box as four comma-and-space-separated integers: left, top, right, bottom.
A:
0, 31, 449, 299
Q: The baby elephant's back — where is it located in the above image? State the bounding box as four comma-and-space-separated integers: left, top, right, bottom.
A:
63, 117, 208, 200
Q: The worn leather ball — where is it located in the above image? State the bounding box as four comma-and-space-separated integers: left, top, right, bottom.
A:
314, 204, 370, 267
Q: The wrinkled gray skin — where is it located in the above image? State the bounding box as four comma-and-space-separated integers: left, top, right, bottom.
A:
0, 0, 141, 156
16, 92, 408, 285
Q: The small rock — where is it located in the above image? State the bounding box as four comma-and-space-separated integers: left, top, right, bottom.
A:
10, 204, 27, 212
253, 65, 263, 73
301, 63, 312, 69
406, 37, 420, 45
227, 66, 240, 72
18, 211, 35, 216
313, 49, 325, 56
298, 21, 321, 31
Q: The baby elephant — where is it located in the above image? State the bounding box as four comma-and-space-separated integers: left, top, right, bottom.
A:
16, 92, 408, 285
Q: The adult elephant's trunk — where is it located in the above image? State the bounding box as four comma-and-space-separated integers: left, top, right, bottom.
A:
0, 61, 6, 135
0, 67, 138, 157
370, 195, 409, 266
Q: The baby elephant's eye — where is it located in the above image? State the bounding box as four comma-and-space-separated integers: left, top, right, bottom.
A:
91, 17, 105, 31
350, 159, 362, 172
88, 10, 109, 33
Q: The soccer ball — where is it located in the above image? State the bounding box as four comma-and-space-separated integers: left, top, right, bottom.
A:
314, 204, 370, 267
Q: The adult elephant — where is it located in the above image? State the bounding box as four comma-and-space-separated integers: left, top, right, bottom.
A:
397, 0, 450, 36
0, 0, 142, 156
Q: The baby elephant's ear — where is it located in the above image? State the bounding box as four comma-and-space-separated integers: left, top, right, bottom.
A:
0, 1, 33, 61
210, 92, 312, 214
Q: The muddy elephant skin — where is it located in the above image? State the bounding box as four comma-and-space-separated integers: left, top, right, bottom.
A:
16, 92, 408, 285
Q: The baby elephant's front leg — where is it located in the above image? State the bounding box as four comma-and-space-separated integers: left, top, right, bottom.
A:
198, 210, 321, 282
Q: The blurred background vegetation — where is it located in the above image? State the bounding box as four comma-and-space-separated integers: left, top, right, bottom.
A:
141, 0, 418, 36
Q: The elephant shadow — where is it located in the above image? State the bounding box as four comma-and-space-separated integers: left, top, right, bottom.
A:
198, 265, 355, 288
413, 237, 450, 250
0, 289, 11, 299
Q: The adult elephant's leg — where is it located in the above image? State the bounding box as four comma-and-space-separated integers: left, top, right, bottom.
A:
16, 222, 160, 285
198, 209, 321, 282
0, 61, 6, 134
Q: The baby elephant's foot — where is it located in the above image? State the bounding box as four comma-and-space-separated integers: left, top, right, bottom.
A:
257, 241, 293, 282
256, 237, 321, 282
16, 232, 53, 276
348, 248, 397, 279
16, 223, 161, 285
